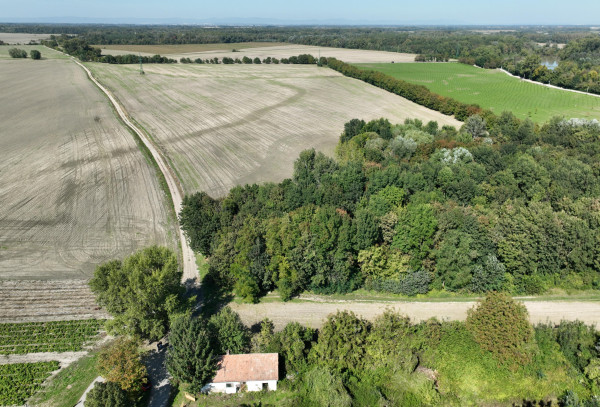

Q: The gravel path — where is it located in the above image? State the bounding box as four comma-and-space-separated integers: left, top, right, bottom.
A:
71, 57, 197, 285
74, 376, 104, 407
231, 299, 600, 330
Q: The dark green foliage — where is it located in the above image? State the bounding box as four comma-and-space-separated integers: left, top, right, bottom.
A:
166, 315, 216, 393
8, 48, 27, 58
30, 49, 41, 59
89, 246, 188, 341
208, 307, 250, 355
555, 321, 599, 372
85, 382, 129, 407
342, 118, 366, 143
180, 192, 220, 255
466, 292, 533, 366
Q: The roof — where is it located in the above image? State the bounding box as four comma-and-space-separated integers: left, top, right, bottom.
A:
212, 353, 279, 383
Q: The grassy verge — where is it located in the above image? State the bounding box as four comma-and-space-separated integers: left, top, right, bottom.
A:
229, 288, 600, 305
28, 353, 98, 407
170, 382, 297, 407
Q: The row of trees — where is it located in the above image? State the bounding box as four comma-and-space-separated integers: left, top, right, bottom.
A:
181, 54, 321, 65
7, 48, 40, 59
181, 115, 600, 301
326, 57, 486, 121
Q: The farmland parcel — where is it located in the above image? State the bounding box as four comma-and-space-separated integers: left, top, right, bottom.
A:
0, 46, 175, 280
86, 63, 460, 198
357, 62, 600, 122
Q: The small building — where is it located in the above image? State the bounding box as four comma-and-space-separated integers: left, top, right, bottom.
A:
202, 353, 279, 394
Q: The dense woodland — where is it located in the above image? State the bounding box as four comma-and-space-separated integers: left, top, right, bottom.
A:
180, 115, 600, 301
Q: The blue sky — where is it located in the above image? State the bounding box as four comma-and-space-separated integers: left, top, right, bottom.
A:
4, 0, 600, 24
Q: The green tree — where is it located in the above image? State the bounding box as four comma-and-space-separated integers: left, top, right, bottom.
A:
311, 310, 370, 373
8, 48, 27, 58
392, 203, 437, 268
208, 307, 250, 355
466, 292, 533, 366
463, 114, 488, 139
30, 49, 41, 60
180, 192, 220, 255
97, 338, 147, 392
89, 246, 188, 341
85, 382, 129, 407
166, 315, 216, 393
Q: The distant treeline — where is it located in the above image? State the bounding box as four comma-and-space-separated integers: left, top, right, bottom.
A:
180, 54, 322, 65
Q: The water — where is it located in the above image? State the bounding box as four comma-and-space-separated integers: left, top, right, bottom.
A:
541, 59, 559, 70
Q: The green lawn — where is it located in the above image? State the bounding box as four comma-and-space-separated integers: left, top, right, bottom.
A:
356, 62, 600, 122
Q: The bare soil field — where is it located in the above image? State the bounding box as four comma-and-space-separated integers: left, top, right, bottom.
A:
0, 280, 109, 323
0, 46, 175, 280
230, 299, 600, 330
87, 63, 460, 197
99, 44, 417, 63
0, 33, 51, 44
95, 42, 286, 55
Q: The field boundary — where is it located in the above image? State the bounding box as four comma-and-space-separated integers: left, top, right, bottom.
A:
69, 56, 197, 284
498, 68, 600, 99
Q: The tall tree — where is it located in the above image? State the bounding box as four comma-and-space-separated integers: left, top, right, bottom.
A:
96, 338, 147, 392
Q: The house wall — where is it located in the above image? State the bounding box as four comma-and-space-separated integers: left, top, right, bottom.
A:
203, 380, 277, 394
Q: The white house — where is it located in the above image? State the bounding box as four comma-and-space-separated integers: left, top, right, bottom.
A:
202, 353, 279, 394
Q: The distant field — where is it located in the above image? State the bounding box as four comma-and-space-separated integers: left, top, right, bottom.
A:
94, 42, 285, 55
86, 63, 460, 198
0, 45, 175, 280
0, 33, 51, 44
98, 43, 416, 64
0, 44, 67, 60
356, 62, 600, 122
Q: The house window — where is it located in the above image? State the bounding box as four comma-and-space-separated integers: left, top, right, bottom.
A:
262, 382, 268, 390
226, 383, 232, 388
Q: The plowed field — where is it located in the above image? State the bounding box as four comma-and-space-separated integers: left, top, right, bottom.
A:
0, 46, 175, 281
87, 63, 460, 197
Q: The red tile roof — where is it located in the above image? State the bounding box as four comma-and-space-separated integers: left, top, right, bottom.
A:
212, 353, 279, 383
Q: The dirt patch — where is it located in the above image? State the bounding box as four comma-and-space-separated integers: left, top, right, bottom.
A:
230, 300, 600, 330
88, 63, 460, 198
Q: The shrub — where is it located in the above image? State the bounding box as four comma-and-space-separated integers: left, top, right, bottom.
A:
85, 382, 129, 407
466, 292, 533, 367
30, 50, 41, 60
8, 48, 27, 58
96, 338, 147, 392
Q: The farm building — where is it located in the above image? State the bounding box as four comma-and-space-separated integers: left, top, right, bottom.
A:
202, 353, 279, 394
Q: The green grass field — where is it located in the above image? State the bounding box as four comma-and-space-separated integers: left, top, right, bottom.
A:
356, 62, 600, 122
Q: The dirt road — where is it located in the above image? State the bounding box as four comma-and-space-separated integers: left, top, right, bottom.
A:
71, 58, 197, 284
230, 299, 600, 330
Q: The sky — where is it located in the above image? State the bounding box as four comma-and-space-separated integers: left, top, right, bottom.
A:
4, 0, 600, 25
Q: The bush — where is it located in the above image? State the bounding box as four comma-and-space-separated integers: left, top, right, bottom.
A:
30, 50, 41, 60
96, 338, 147, 392
85, 382, 129, 407
466, 292, 533, 367
8, 48, 27, 58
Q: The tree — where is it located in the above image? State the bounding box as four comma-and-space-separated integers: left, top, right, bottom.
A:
85, 382, 129, 407
466, 292, 533, 366
30, 50, 41, 60
208, 307, 250, 355
166, 315, 216, 393
462, 114, 488, 139
8, 48, 27, 58
311, 310, 370, 373
180, 192, 220, 255
97, 338, 147, 392
89, 246, 189, 341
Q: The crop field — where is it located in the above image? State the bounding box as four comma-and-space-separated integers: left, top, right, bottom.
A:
0, 361, 59, 406
86, 63, 460, 197
95, 41, 286, 55
0, 33, 51, 44
356, 62, 600, 122
0, 320, 103, 355
98, 43, 417, 64
0, 46, 175, 281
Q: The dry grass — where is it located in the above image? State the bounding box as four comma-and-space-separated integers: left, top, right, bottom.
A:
87, 63, 460, 198
0, 47, 176, 281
